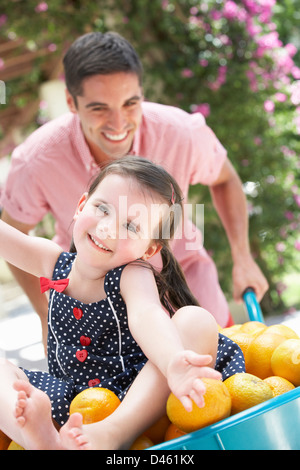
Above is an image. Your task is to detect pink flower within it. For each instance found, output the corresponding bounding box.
[0,14,7,27]
[276,242,286,252]
[291,81,300,105]
[48,43,57,52]
[223,1,239,20]
[199,59,209,67]
[264,100,275,113]
[35,2,48,12]
[181,68,194,78]
[294,194,300,207]
[254,136,262,145]
[295,240,300,251]
[275,92,287,102]
[191,103,210,117]
[291,67,300,80]
[285,43,297,57]
[285,211,294,221]
[190,6,198,15]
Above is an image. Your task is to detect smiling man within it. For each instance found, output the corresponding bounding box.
[0,32,268,346]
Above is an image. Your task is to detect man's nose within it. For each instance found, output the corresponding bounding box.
[108,109,127,131]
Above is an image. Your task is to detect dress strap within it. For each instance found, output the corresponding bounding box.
[103,264,127,299]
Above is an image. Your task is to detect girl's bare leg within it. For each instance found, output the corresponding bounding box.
[0,359,63,450]
[60,306,219,450]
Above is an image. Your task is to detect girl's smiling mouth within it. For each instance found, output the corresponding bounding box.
[88,234,112,252]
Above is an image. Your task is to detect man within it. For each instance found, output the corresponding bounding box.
[0,32,268,345]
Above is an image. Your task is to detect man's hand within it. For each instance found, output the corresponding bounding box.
[232,254,269,303]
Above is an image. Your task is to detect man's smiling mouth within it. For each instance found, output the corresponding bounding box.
[103,131,128,142]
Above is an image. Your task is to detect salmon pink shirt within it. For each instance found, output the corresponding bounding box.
[1,101,229,325]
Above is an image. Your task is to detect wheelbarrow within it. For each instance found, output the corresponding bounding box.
[149,288,300,450]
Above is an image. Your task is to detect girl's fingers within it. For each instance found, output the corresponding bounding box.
[180,395,193,412]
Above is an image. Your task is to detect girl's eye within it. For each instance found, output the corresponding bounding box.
[97,204,109,215]
[126,222,138,234]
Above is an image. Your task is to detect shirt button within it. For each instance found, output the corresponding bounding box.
[73,307,83,320]
[80,335,91,346]
[76,350,88,362]
[88,378,100,387]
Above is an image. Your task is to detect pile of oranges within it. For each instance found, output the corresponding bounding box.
[3,320,300,450]
[164,321,300,443]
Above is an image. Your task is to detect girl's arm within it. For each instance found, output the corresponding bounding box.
[121,263,221,410]
[0,219,63,279]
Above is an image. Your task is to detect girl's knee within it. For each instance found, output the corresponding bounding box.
[0,358,26,379]
[173,306,219,362]
[173,306,217,334]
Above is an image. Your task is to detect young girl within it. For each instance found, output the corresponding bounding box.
[0,156,244,450]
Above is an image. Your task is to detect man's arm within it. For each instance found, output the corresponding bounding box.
[0,209,49,349]
[209,159,269,303]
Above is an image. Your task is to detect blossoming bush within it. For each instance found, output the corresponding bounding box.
[0,0,299,313]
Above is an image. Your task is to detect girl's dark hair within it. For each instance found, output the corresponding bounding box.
[71,156,200,315]
[63,31,143,102]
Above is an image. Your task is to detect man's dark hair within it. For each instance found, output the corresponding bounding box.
[63,31,143,100]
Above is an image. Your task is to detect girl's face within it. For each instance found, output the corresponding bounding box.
[72,174,165,272]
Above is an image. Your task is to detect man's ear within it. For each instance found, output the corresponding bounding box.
[73,193,88,220]
[141,243,162,261]
[65,88,77,114]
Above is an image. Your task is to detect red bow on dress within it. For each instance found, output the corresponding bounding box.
[40,277,69,293]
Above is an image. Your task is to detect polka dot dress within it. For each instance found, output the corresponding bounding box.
[21,252,147,426]
[21,252,245,426]
[215,333,245,380]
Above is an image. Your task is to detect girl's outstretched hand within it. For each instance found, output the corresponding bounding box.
[167,350,222,412]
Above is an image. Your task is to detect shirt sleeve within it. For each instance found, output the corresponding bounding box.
[188,113,228,186]
[0,143,50,225]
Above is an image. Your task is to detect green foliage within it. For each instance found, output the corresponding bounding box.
[1,0,300,313]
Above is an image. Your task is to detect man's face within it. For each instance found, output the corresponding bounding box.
[66,72,144,164]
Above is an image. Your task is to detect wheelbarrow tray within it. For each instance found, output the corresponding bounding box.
[149,386,300,450]
[149,288,300,450]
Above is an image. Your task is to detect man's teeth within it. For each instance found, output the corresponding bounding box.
[104,131,128,141]
[90,236,110,251]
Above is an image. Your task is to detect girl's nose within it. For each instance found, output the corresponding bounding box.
[96,219,117,239]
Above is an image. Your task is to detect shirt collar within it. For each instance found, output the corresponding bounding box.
[73,114,97,172]
[130,116,142,156]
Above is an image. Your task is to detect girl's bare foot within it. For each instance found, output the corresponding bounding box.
[13,379,64,450]
[59,413,91,450]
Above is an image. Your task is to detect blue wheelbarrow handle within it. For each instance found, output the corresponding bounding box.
[242,287,265,323]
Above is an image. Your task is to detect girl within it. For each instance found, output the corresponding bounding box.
[0,157,244,450]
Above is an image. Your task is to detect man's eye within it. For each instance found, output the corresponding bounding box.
[91,107,107,112]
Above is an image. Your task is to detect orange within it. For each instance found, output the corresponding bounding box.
[0,430,11,450]
[219,324,242,338]
[263,376,295,397]
[7,441,24,450]
[166,378,231,433]
[244,332,286,379]
[240,321,267,337]
[69,387,121,424]
[266,324,299,340]
[144,414,170,444]
[229,331,254,357]
[130,435,154,450]
[271,339,300,386]
[164,423,186,442]
[224,373,273,414]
